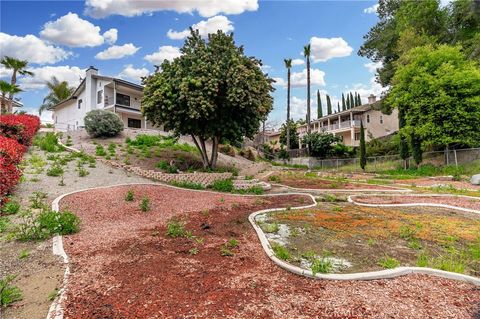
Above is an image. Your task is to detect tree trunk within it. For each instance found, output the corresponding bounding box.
[8,70,17,112]
[306,57,311,134]
[210,136,219,169]
[286,68,291,150]
[191,134,209,169]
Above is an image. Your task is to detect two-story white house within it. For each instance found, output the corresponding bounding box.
[52,66,158,131]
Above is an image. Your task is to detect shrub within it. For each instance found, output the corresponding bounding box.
[169,180,205,190]
[272,243,290,261]
[0,158,21,206]
[166,219,191,238]
[211,179,234,192]
[0,136,25,164]
[0,114,40,145]
[378,255,400,269]
[126,134,162,147]
[84,110,124,138]
[219,144,236,157]
[0,275,22,307]
[37,209,81,235]
[46,163,64,177]
[34,133,63,152]
[1,199,20,215]
[95,145,107,156]
[311,257,333,275]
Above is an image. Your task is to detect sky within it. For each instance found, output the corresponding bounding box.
[0,0,385,126]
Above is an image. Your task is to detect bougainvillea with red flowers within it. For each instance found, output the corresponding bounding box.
[0,114,40,205]
[0,114,40,145]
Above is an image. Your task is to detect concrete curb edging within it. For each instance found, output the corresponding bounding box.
[348,193,480,215]
[46,183,480,319]
[270,183,412,193]
[249,196,480,286]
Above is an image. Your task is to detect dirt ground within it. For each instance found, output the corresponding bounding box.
[57,185,479,319]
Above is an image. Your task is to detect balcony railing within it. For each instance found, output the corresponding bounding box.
[312,120,361,133]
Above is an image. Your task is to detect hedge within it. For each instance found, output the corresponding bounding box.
[0,114,40,206]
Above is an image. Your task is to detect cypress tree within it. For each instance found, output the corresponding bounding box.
[326,95,332,115]
[317,90,323,118]
[412,133,423,167]
[350,92,354,108]
[342,93,346,111]
[337,102,340,113]
[358,94,362,106]
[354,92,358,106]
[359,120,366,170]
[346,94,350,109]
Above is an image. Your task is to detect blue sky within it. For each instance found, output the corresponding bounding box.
[1,0,383,126]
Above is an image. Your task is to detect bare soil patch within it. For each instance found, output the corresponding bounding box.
[267,203,480,276]
[58,185,479,318]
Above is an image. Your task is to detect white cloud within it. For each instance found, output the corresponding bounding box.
[40,12,106,47]
[345,77,386,103]
[19,65,84,90]
[0,32,71,65]
[291,59,304,66]
[273,68,326,88]
[289,96,317,121]
[309,37,353,62]
[0,65,11,78]
[167,15,234,40]
[117,64,149,83]
[103,28,118,44]
[95,43,140,60]
[260,64,272,73]
[364,61,383,73]
[363,4,379,14]
[85,0,258,18]
[144,46,181,65]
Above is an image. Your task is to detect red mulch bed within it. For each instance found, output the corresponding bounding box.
[397,178,480,190]
[353,195,480,211]
[60,185,479,319]
[280,178,401,190]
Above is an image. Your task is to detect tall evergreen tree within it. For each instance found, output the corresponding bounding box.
[354,92,359,106]
[358,94,362,106]
[359,120,366,171]
[326,94,332,115]
[303,44,311,134]
[284,58,292,150]
[317,90,322,118]
[337,102,341,113]
[342,93,346,111]
[350,92,354,108]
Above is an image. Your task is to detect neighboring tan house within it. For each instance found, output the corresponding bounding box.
[52,66,160,131]
[267,94,399,149]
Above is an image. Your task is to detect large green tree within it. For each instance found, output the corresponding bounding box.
[301,132,341,158]
[359,0,479,87]
[279,120,299,149]
[317,90,323,118]
[387,44,480,150]
[284,58,292,150]
[142,30,274,169]
[39,77,75,115]
[326,94,332,115]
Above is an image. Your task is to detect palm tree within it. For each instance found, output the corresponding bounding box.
[0,80,22,114]
[39,77,74,115]
[303,44,311,134]
[1,56,33,102]
[284,58,292,150]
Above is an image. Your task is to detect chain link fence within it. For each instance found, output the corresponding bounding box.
[272,147,480,172]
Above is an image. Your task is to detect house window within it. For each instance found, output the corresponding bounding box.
[116,93,130,106]
[77,99,82,109]
[380,115,383,124]
[97,90,103,104]
[366,114,370,123]
[128,118,141,128]
[355,132,361,141]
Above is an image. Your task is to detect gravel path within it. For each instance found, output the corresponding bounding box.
[58,184,480,319]
[353,194,480,211]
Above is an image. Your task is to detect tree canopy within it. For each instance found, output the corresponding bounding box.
[301,132,341,158]
[142,29,274,168]
[387,44,480,149]
[279,120,299,149]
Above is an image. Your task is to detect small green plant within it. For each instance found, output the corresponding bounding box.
[268,175,281,182]
[220,245,234,257]
[311,257,333,275]
[125,190,134,202]
[140,196,150,212]
[211,179,234,192]
[166,219,191,238]
[46,163,64,177]
[188,247,199,255]
[95,145,107,156]
[18,249,30,259]
[65,135,73,147]
[47,289,59,301]
[0,275,22,307]
[0,217,10,233]
[261,222,280,233]
[34,132,63,152]
[332,206,342,212]
[58,175,66,186]
[407,238,422,250]
[367,238,376,246]
[77,167,89,177]
[271,243,290,261]
[228,238,238,248]
[416,252,429,267]
[29,192,47,209]
[1,199,20,215]
[37,209,81,236]
[378,255,400,269]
